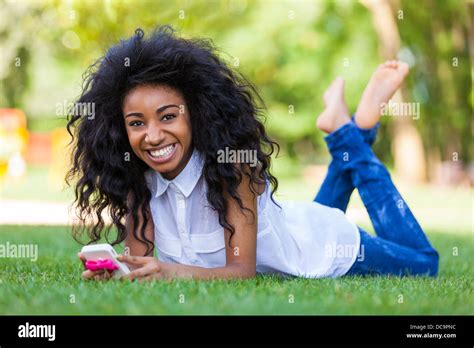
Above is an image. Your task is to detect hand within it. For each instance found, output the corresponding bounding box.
[78,252,113,281]
[116,255,164,281]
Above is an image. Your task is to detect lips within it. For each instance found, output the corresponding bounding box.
[145,143,178,164]
[149,144,176,158]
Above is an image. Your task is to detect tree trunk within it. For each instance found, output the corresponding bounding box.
[361,0,427,182]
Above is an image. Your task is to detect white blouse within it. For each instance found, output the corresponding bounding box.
[144,150,360,278]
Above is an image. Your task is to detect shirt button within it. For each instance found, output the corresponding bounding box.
[191,259,198,264]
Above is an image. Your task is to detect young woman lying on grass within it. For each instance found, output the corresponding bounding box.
[68,26,439,281]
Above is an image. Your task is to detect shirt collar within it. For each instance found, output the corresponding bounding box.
[154,149,204,198]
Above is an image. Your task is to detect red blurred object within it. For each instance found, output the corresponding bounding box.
[25,132,51,165]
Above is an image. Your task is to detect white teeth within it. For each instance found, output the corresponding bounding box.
[150,144,175,158]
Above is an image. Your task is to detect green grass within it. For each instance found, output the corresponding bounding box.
[0,225,472,315]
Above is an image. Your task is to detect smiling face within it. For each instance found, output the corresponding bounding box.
[123,84,193,180]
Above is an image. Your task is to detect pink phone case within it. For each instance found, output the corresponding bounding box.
[85,258,119,272]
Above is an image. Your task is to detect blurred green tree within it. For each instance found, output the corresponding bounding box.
[0,0,470,182]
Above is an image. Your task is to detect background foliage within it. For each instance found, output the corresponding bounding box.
[0,0,471,173]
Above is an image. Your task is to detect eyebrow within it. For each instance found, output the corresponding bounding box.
[124,104,180,118]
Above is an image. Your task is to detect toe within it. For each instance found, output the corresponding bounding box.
[334,77,345,90]
[399,61,410,73]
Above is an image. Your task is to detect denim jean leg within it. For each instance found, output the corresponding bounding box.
[313,160,353,212]
[351,114,380,147]
[325,122,438,269]
[314,120,380,212]
[346,227,439,276]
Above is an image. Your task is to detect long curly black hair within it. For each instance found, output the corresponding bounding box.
[66,26,280,255]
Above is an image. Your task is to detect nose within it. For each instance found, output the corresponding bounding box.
[144,122,165,145]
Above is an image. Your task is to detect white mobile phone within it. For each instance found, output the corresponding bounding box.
[80,243,130,279]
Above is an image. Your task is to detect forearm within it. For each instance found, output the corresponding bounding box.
[162,262,256,280]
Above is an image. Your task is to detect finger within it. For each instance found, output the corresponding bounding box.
[94,271,112,281]
[138,263,160,279]
[116,254,151,266]
[105,269,114,279]
[82,270,96,279]
[137,275,156,282]
[127,263,142,271]
[82,269,106,280]
[142,273,162,281]
[124,266,154,281]
[98,271,113,281]
[78,252,86,267]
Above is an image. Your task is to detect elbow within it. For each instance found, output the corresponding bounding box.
[240,272,256,280]
[238,266,256,279]
[228,263,256,279]
[242,269,256,279]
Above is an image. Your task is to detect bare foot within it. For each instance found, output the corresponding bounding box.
[316,77,351,134]
[354,60,409,129]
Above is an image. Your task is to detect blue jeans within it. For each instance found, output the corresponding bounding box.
[314,119,439,277]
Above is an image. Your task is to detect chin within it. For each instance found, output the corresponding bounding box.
[150,154,183,179]
[150,159,179,172]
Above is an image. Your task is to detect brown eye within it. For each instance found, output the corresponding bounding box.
[161,114,176,121]
[129,120,144,127]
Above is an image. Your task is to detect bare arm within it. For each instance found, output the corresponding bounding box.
[119,165,264,280]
